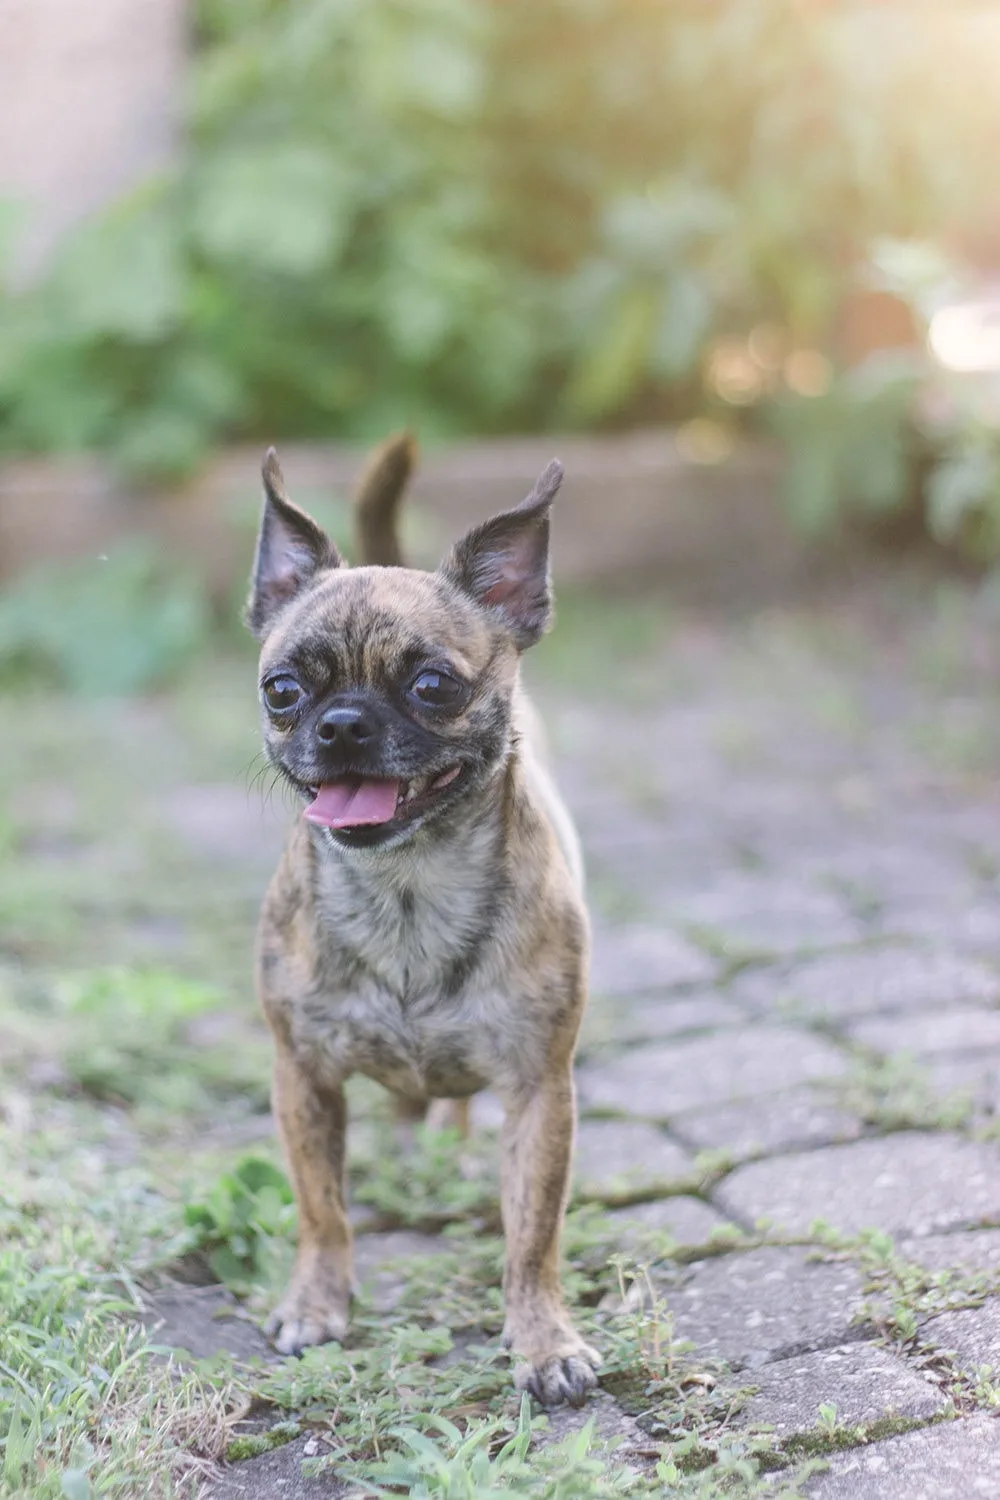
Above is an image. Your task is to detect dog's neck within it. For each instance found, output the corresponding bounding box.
[308,751,518,998]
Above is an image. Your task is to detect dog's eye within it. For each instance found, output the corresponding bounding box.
[409,670,463,708]
[263,675,302,713]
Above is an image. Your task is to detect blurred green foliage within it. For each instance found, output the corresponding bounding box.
[0,543,210,694]
[767,353,924,540]
[770,238,1000,562]
[52,967,229,1104]
[2,0,998,482]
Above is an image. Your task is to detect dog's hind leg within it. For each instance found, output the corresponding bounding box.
[424,1097,471,1137]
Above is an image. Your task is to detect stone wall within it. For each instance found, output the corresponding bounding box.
[0,434,808,601]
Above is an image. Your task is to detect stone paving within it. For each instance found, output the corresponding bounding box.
[558,599,1000,1494]
[141,585,1000,1494]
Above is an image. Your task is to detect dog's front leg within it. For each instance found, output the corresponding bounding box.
[265,1044,353,1354]
[499,1067,599,1406]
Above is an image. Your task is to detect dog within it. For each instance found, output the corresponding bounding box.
[245,435,599,1407]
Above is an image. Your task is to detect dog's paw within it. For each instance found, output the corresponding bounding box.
[505,1322,601,1408]
[264,1274,350,1356]
[514,1345,600,1408]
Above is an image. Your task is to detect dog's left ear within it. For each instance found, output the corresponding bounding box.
[442,460,563,649]
[246,448,343,637]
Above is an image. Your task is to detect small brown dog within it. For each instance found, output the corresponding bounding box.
[245,436,598,1406]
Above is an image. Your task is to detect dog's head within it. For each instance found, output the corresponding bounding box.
[246,450,563,850]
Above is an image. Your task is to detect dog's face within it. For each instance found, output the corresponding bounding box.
[246,452,563,850]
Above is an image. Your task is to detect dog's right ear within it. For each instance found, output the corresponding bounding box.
[441,460,562,649]
[245,448,342,637]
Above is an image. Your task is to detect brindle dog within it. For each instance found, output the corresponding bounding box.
[246,436,599,1406]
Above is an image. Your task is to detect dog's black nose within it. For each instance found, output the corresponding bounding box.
[316,705,377,747]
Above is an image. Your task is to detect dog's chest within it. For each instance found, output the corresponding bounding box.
[306,834,515,1097]
[316,830,498,992]
[303,981,509,1099]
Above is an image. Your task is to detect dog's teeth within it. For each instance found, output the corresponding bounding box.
[405,784,418,801]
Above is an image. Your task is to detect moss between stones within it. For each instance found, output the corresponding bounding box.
[226,1421,302,1462]
[781,1410,951,1462]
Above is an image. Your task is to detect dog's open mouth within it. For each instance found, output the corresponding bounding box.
[303,765,463,830]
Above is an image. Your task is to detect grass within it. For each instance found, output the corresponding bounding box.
[0,1107,243,1498]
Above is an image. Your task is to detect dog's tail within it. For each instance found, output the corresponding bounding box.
[353,430,417,566]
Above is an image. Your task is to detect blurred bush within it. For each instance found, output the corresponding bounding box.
[0,542,210,693]
[1,0,999,510]
[770,240,1000,563]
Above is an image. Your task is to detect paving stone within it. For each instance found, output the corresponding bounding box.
[922,1297,1000,1375]
[848,1005,1000,1057]
[664,876,861,954]
[603,1196,734,1253]
[927,1052,1000,1116]
[732,947,1000,1022]
[208,1436,347,1497]
[536,1390,645,1455]
[141,1284,276,1363]
[665,1246,867,1368]
[574,1119,694,1197]
[717,1133,1000,1237]
[730,1342,946,1437]
[806,1417,1000,1499]
[581,991,741,1054]
[888,899,1000,954]
[576,1026,848,1119]
[589,923,717,995]
[897,1229,1000,1275]
[793,840,971,909]
[673,1085,863,1163]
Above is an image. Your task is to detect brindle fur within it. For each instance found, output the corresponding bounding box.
[246,438,599,1406]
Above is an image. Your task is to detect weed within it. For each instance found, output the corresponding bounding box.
[969,1365,1000,1412]
[182,1155,296,1295]
[809,1224,1000,1342]
[353,1122,500,1229]
[342,1399,650,1498]
[252,1322,505,1464]
[816,1402,839,1436]
[833,1052,974,1134]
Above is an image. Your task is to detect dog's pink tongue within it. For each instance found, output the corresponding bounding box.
[305,778,400,828]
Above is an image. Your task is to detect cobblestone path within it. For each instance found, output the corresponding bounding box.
[549,596,1000,1495]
